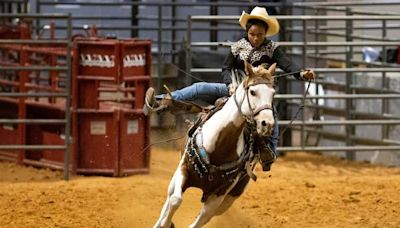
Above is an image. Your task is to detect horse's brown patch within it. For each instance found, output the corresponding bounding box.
[182,120,247,202]
[209,121,245,165]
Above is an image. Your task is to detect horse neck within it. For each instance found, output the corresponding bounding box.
[200,86,247,163]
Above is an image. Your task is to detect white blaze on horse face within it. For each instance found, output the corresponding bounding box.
[249,84,275,136]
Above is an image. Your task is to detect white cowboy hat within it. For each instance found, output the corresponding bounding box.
[239,6,280,37]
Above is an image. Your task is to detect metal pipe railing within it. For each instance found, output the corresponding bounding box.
[279,120,400,126]
[0,119,66,124]
[280,146,400,152]
[29,1,400,158]
[186,11,400,157]
[293,1,400,7]
[191,41,400,47]
[190,67,400,73]
[0,13,72,180]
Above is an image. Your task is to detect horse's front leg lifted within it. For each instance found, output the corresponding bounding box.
[154,159,187,228]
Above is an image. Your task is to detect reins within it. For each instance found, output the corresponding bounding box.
[275,74,313,137]
[139,67,313,155]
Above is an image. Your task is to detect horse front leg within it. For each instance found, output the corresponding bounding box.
[189,194,227,228]
[214,195,239,216]
[154,159,187,228]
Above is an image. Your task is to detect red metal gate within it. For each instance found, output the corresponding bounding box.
[71,38,151,176]
[0,24,151,176]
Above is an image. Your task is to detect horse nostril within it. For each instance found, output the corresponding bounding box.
[261,120,267,127]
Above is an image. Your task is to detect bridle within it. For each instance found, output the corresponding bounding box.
[233,78,274,128]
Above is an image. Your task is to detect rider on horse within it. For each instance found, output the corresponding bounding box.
[144,6,316,171]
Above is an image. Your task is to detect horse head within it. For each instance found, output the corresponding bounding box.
[237,61,276,136]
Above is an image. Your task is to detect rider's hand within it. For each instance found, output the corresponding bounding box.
[302,69,316,80]
[228,84,235,96]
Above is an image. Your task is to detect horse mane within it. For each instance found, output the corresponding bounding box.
[230,64,274,91]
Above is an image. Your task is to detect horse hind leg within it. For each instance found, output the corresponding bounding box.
[154,163,187,228]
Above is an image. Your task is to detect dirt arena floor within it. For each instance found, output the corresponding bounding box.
[1,147,400,228]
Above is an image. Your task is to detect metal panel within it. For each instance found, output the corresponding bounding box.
[72,38,151,176]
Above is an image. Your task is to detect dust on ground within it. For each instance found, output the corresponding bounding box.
[1,148,400,228]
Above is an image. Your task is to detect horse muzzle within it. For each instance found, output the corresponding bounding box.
[255,119,274,137]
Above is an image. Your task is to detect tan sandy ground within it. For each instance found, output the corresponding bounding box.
[1,148,400,228]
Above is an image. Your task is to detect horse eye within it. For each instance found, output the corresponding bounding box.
[250,90,256,96]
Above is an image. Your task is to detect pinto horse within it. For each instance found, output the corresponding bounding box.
[154,62,277,228]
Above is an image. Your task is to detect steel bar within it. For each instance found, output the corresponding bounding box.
[63,13,73,180]
[298,5,400,15]
[297,24,400,31]
[293,1,400,7]
[301,20,308,151]
[276,94,400,99]
[279,146,400,151]
[191,15,400,21]
[0,145,66,150]
[0,93,68,97]
[0,119,66,124]
[301,104,400,120]
[192,41,400,47]
[49,24,400,32]
[190,67,400,73]
[37,1,278,7]
[0,40,69,44]
[278,120,400,126]
[291,127,398,146]
[0,13,70,18]
[0,66,68,71]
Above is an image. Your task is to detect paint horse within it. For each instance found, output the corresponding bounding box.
[154,62,277,228]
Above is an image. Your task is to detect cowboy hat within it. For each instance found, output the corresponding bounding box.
[239,6,280,37]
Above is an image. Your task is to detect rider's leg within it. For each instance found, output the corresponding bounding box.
[146,82,228,108]
[144,82,228,115]
[155,82,228,104]
[259,107,279,171]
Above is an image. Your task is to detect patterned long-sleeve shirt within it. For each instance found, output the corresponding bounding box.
[222,37,303,85]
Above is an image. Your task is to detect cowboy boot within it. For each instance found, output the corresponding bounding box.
[143,87,172,116]
[143,87,157,116]
[255,136,277,171]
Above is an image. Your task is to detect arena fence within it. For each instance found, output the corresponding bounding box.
[0,14,152,179]
[0,13,73,180]
[3,1,400,164]
[185,11,400,159]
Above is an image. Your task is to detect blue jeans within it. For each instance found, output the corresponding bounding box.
[156,82,279,156]
[267,107,279,156]
[155,82,229,105]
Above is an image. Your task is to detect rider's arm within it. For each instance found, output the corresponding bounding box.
[221,51,235,85]
[272,46,304,80]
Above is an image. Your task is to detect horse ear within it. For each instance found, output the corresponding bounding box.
[244,61,254,78]
[267,63,277,77]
